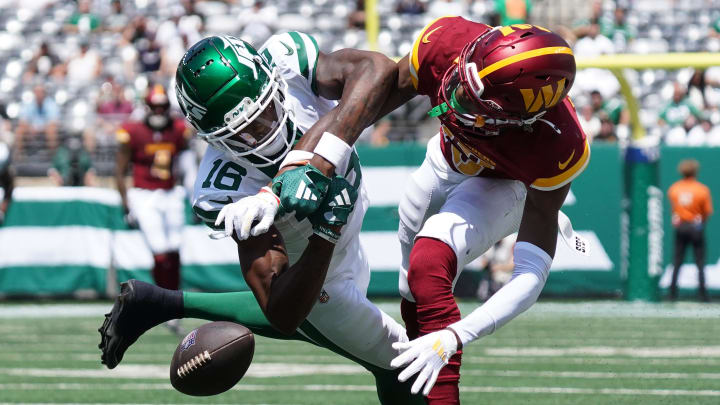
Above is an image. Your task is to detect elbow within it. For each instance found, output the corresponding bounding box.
[265,304,302,336]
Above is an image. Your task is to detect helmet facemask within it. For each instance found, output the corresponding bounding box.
[196,60,294,167]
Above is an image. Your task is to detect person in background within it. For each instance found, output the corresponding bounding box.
[65,0,102,34]
[48,136,96,187]
[660,82,705,144]
[115,84,188,333]
[668,159,713,302]
[15,84,60,156]
[0,141,13,226]
[492,0,532,26]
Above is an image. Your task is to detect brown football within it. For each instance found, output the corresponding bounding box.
[170,321,254,396]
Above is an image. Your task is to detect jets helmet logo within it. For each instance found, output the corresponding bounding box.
[176,83,207,124]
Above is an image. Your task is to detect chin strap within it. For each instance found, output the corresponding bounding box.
[428,88,469,118]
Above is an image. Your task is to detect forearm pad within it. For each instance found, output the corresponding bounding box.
[449,242,552,346]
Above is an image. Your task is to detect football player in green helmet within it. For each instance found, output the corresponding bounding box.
[99,34,423,404]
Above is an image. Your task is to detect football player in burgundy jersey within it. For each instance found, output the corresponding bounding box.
[115,84,189,301]
[244,18,589,403]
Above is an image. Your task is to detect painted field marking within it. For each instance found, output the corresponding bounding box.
[0,383,718,397]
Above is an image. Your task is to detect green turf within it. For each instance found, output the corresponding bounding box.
[0,300,719,404]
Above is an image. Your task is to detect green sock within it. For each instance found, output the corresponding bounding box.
[183,290,308,342]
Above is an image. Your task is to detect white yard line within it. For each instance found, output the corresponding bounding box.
[4,302,720,319]
[464,369,720,379]
[6,365,720,381]
[0,383,718,397]
[484,346,720,357]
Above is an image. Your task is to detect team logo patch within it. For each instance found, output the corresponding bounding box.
[180,329,198,352]
[319,289,330,304]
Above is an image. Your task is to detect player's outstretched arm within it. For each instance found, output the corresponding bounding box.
[235,226,335,336]
[392,184,571,395]
[226,176,358,335]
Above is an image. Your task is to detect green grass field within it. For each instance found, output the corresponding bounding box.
[0,300,719,405]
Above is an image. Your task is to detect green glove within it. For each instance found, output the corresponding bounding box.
[309,176,359,243]
[271,164,331,220]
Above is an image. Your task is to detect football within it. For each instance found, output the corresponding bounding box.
[169,321,255,396]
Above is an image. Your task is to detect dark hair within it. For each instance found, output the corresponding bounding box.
[678,159,699,178]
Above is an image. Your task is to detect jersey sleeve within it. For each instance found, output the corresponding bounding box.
[260,31,321,95]
[408,16,490,96]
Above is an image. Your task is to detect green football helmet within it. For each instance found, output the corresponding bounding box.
[175,35,293,167]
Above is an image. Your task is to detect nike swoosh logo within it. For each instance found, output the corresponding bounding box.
[280,41,294,56]
[422,26,443,44]
[558,150,575,170]
[209,196,234,205]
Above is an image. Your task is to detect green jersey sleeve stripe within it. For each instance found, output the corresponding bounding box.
[288,32,309,80]
[306,34,321,96]
[193,205,219,222]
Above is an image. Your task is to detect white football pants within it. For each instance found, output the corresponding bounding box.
[398,134,527,301]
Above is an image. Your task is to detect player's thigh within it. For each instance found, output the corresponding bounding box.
[418,177,526,277]
[128,188,167,253]
[303,278,407,370]
[160,187,186,252]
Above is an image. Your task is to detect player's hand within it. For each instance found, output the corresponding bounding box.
[271,163,331,220]
[123,207,139,229]
[308,176,358,243]
[215,187,280,240]
[390,329,459,396]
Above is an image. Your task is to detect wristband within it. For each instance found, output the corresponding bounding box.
[279,150,314,170]
[313,132,352,175]
[312,225,340,244]
[258,186,280,205]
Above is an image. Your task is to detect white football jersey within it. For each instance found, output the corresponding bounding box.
[192,32,367,285]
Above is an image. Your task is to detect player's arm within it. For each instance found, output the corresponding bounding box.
[235,227,335,335]
[114,134,131,214]
[215,175,357,334]
[286,49,398,176]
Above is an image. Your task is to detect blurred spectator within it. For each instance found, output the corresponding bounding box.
[24,42,64,84]
[686,119,717,146]
[710,15,720,39]
[96,80,135,148]
[48,136,96,187]
[667,159,713,302]
[239,1,277,47]
[578,104,601,141]
[105,0,131,33]
[589,90,629,142]
[428,0,467,19]
[65,0,102,34]
[66,41,102,87]
[348,0,366,29]
[659,82,705,144]
[0,141,13,226]
[600,6,636,52]
[396,0,426,15]
[16,84,60,154]
[572,0,603,39]
[492,0,532,26]
[573,23,618,97]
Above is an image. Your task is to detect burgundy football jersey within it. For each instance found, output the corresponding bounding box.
[117,118,187,190]
[410,16,589,191]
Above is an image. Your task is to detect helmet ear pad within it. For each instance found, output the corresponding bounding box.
[456,26,576,119]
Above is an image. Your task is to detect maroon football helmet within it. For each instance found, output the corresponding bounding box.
[438,24,576,136]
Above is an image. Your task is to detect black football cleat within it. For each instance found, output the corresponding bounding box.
[98,279,183,369]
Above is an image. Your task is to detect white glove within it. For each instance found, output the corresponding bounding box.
[215,187,280,240]
[390,328,459,396]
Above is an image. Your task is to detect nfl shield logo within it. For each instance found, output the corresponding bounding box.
[180,329,197,352]
[319,289,330,304]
